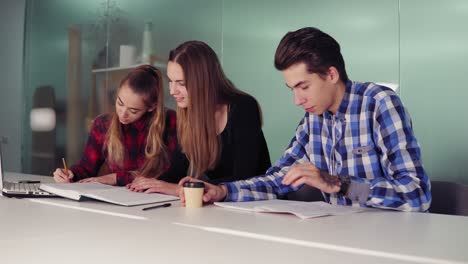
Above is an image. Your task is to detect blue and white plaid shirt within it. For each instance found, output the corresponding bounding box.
[223,81,431,212]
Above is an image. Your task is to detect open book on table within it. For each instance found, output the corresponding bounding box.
[39,182,179,206]
[214,200,366,219]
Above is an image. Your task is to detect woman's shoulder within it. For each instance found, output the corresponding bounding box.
[229,93,259,109]
[92,113,112,127]
[87,113,112,137]
[164,107,177,130]
[165,108,177,118]
[228,93,262,126]
[164,108,177,123]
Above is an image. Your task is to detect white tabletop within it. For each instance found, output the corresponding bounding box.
[1,172,467,264]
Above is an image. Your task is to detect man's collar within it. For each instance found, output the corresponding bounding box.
[322,80,352,119]
[335,80,352,117]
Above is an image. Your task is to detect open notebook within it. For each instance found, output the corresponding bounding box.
[214,200,366,219]
[39,182,179,206]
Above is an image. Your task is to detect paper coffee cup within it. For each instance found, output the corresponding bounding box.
[183,182,205,208]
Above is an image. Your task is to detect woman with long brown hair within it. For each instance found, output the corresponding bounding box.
[127,40,271,195]
[53,65,177,187]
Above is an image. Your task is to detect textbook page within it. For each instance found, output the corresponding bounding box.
[214,200,365,219]
[40,182,179,206]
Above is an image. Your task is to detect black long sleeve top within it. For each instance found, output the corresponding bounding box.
[160,94,271,185]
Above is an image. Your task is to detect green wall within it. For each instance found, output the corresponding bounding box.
[23,0,222,171]
[221,0,400,165]
[21,0,468,183]
[400,0,468,183]
[224,0,468,184]
[0,0,25,172]
[23,0,102,172]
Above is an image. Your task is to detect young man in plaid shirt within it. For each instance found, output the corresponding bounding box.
[179,27,431,212]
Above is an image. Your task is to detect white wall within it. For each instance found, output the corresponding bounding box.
[0,0,26,172]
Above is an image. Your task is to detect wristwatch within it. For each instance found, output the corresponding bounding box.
[338,175,351,196]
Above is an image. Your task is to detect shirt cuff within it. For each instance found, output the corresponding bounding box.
[69,167,84,182]
[220,182,236,202]
[346,181,371,204]
[116,171,133,186]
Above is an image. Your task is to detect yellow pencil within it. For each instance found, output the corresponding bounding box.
[62,157,69,178]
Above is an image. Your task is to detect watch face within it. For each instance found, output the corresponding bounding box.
[338,176,351,196]
[321,172,340,186]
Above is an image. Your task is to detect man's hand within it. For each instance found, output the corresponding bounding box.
[78,173,117,185]
[178,177,228,206]
[281,163,341,193]
[126,177,180,196]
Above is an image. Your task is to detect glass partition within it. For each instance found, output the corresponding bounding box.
[19,0,468,184]
[23,0,222,174]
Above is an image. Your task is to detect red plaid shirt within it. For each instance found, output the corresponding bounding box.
[70,109,177,186]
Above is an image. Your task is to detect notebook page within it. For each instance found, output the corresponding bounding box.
[44,182,113,191]
[83,187,179,206]
[215,200,315,211]
[39,182,114,200]
[259,201,365,219]
[215,200,365,219]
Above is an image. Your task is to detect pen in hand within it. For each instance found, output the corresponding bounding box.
[62,157,69,179]
[142,203,171,211]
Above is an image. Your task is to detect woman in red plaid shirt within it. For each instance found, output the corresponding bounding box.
[52,65,177,188]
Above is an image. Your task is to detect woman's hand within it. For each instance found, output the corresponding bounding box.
[78,173,117,185]
[53,168,74,183]
[178,177,228,206]
[126,177,180,196]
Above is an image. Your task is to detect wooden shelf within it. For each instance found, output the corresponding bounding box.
[92,62,167,73]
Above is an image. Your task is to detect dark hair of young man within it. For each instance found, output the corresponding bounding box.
[274,27,349,83]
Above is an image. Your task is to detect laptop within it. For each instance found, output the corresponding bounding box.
[0,145,55,197]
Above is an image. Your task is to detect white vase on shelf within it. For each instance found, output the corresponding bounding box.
[141,22,153,64]
[119,45,136,67]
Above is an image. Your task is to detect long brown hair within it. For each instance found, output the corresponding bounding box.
[105,64,168,178]
[169,41,245,178]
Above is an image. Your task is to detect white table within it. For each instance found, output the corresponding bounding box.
[1,172,467,264]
